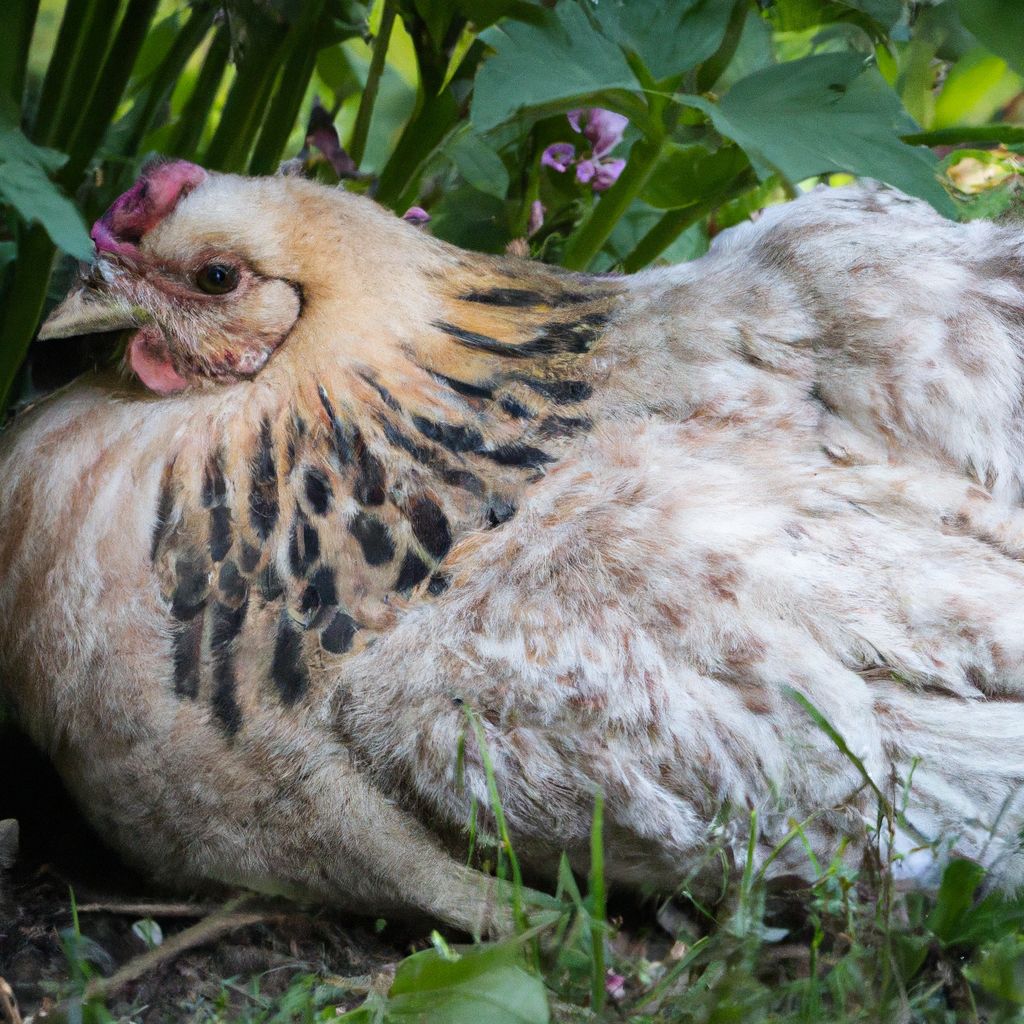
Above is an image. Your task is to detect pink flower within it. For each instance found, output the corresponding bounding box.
[541,143,576,173]
[575,159,596,185]
[570,108,628,158]
[527,200,545,236]
[592,158,625,192]
[605,971,626,1001]
[402,206,430,225]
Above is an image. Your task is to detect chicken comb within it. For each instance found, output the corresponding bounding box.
[91,160,207,257]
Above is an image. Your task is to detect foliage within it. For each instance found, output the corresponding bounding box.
[0,0,1023,412]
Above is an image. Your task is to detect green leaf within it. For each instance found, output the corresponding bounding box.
[641,143,749,209]
[933,47,1023,129]
[471,3,641,132]
[593,0,737,81]
[926,859,986,945]
[965,935,1024,1005]
[444,127,510,199]
[339,938,549,1024]
[0,161,93,261]
[683,53,955,216]
[955,0,1024,76]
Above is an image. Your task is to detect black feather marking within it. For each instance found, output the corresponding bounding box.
[171,556,208,620]
[307,565,337,609]
[412,415,484,454]
[259,562,284,602]
[520,378,593,404]
[318,384,353,464]
[499,395,534,419]
[486,497,516,527]
[239,541,261,573]
[408,496,451,559]
[172,615,202,698]
[201,453,227,508]
[459,286,594,307]
[288,512,320,577]
[150,464,176,562]
[209,505,232,563]
[380,418,434,464]
[211,596,248,650]
[321,610,358,654]
[441,468,484,496]
[353,430,386,505]
[427,573,450,596]
[249,417,279,540]
[304,468,332,516]
[211,655,242,736]
[348,511,396,565]
[538,414,593,438]
[435,312,607,358]
[218,559,248,605]
[271,612,307,705]
[481,444,554,470]
[432,373,495,401]
[359,371,402,411]
[395,550,429,591]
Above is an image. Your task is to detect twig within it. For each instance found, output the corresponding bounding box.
[75,901,222,918]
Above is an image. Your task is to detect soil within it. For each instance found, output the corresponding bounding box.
[0,724,418,1022]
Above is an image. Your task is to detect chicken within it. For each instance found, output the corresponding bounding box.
[2,160,1024,931]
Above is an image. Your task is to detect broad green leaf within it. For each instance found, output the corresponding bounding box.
[0,162,93,260]
[926,858,986,944]
[933,48,1023,129]
[0,101,67,175]
[683,53,955,216]
[444,127,509,199]
[471,4,641,132]
[641,143,749,209]
[965,935,1024,1005]
[956,0,1024,76]
[337,938,551,1024]
[592,0,737,81]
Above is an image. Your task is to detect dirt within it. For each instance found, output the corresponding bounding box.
[0,724,418,1022]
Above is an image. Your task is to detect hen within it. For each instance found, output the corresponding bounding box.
[2,160,1024,931]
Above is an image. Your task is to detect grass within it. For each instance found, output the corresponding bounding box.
[39,699,1024,1024]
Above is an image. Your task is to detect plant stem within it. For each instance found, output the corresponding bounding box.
[59,0,162,190]
[902,124,1024,146]
[588,790,607,1014]
[0,0,40,106]
[167,24,230,161]
[348,0,397,169]
[247,0,328,175]
[0,226,55,414]
[695,0,749,93]
[561,137,664,271]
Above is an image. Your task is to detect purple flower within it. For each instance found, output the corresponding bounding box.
[527,200,545,236]
[606,972,627,1001]
[575,159,597,185]
[402,206,431,225]
[578,108,628,158]
[541,142,576,173]
[592,158,625,192]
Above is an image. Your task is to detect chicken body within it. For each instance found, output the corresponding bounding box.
[2,167,1024,928]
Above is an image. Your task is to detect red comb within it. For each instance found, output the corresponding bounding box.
[91,161,207,257]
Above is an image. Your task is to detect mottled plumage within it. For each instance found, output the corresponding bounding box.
[2,164,1024,930]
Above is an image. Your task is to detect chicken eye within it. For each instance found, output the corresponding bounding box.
[195,263,239,295]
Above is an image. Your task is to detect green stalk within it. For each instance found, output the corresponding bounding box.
[0,0,40,106]
[203,50,281,172]
[32,0,89,140]
[348,0,397,168]
[588,791,607,1014]
[59,0,163,189]
[247,0,328,175]
[621,169,756,272]
[561,137,665,271]
[114,2,216,172]
[167,25,230,161]
[40,0,121,148]
[695,0,749,94]
[0,226,55,413]
[902,124,1024,146]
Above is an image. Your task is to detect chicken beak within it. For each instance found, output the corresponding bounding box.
[37,283,150,340]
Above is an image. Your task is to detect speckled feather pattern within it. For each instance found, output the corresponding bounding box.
[2,178,1024,929]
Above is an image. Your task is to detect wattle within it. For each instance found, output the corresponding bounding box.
[128,327,188,395]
